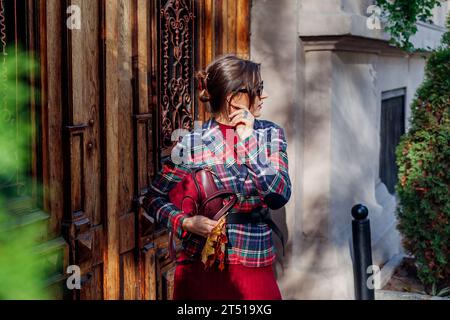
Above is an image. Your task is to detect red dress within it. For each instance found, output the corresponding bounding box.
[173,252,282,300]
[172,122,282,300]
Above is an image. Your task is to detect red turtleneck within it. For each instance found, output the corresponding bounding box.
[218,122,239,162]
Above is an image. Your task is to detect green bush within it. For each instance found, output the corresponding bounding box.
[395,17,450,290]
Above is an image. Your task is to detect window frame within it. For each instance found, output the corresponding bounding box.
[379,87,407,195]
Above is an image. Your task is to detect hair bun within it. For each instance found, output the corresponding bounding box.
[199,89,211,102]
[196,70,211,102]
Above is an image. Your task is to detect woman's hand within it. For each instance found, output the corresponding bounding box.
[182,215,219,238]
[229,104,255,141]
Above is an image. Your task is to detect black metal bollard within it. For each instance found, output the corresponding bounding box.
[351,204,375,300]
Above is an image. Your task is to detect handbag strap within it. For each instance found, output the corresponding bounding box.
[191,168,203,203]
[169,167,237,261]
[205,192,237,220]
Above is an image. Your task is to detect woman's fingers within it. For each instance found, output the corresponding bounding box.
[205,219,218,228]
[200,215,217,225]
[202,224,216,237]
[192,216,219,238]
[204,225,215,237]
[230,115,252,127]
[229,110,253,125]
[231,113,254,140]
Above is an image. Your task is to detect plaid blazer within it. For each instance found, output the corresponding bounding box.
[142,117,291,267]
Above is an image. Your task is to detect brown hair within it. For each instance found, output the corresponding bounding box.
[196,54,262,119]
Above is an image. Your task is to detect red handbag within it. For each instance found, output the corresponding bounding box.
[167,167,237,260]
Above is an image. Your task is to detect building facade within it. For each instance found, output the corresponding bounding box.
[251,0,449,299]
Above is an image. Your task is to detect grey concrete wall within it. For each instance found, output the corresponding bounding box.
[251,0,448,299]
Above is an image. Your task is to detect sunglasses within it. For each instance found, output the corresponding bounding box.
[234,81,264,97]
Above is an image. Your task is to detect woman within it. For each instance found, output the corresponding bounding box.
[141,54,291,300]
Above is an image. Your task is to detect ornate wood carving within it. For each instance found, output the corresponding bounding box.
[158,0,195,157]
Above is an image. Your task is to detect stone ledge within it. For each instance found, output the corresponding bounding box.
[298,4,447,51]
[301,35,411,57]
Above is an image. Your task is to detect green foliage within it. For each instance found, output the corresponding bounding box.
[0,48,51,300]
[395,19,450,291]
[376,0,442,52]
[0,52,35,183]
[0,207,50,299]
[442,14,450,46]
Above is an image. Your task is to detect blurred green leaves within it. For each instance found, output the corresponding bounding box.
[0,50,35,177]
[0,47,52,300]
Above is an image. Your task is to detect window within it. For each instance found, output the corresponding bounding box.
[379,88,406,195]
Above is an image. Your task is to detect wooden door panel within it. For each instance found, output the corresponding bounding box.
[116,0,138,300]
[41,0,72,298]
[119,213,136,254]
[68,0,102,227]
[160,265,176,300]
[103,0,121,300]
[116,0,147,301]
[79,264,104,300]
[117,0,135,219]
[60,0,104,300]
[132,0,158,301]
[121,251,138,300]
[43,0,65,242]
[141,245,158,300]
